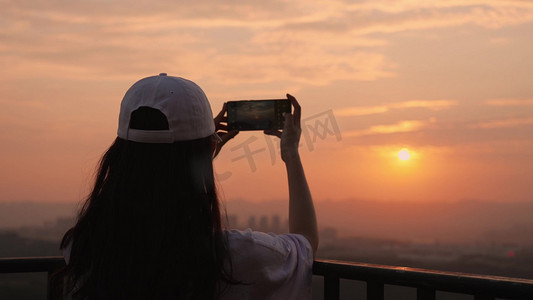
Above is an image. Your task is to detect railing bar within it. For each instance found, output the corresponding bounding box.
[0,256,65,273]
[367,281,384,300]
[474,295,495,300]
[417,287,436,300]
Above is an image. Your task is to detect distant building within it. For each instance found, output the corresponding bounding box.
[227,214,239,228]
[259,215,269,231]
[17,217,74,242]
[248,216,256,228]
[320,227,338,244]
[271,215,281,232]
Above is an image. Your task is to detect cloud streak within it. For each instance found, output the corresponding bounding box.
[469,117,533,129]
[343,119,432,137]
[336,100,458,117]
[485,99,533,106]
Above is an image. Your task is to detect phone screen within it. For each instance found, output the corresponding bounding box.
[227,99,291,131]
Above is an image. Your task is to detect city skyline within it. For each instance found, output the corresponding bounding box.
[1,199,532,247]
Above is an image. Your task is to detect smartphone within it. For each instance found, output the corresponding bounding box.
[227,99,291,131]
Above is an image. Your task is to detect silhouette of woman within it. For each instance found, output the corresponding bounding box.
[58,73,318,299]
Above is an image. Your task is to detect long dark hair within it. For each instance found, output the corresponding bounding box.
[57,109,232,299]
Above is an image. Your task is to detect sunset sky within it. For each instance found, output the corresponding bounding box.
[1,0,533,203]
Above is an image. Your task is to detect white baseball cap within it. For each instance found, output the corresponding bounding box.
[118,73,216,143]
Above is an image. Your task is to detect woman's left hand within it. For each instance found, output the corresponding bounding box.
[213,102,239,158]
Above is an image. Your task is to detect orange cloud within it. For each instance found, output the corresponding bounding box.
[370,120,428,134]
[485,99,533,106]
[469,117,533,129]
[344,120,430,137]
[4,0,532,86]
[336,100,457,117]
[335,106,389,117]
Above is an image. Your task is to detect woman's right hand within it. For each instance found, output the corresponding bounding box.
[264,94,302,163]
[213,102,239,158]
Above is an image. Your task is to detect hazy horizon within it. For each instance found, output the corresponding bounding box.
[2,199,532,246]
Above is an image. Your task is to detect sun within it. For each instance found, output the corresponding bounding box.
[398,148,411,161]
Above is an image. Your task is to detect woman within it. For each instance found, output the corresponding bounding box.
[58,73,318,299]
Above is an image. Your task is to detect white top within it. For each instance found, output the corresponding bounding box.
[221,229,313,299]
[63,229,313,300]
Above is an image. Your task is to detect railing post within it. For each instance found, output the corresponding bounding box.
[417,287,436,300]
[367,281,384,300]
[47,267,64,300]
[47,271,55,300]
[324,274,340,300]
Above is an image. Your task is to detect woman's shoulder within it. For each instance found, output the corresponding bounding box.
[220,229,314,299]
[224,229,312,261]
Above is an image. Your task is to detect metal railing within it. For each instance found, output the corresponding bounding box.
[313,259,533,300]
[1,256,533,299]
[0,256,65,300]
